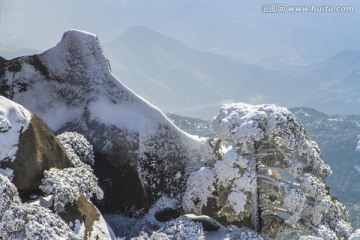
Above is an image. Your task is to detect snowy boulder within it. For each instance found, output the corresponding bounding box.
[60,196,115,240]
[0,97,114,239]
[0,29,203,212]
[0,96,72,192]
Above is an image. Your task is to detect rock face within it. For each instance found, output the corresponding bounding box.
[0,96,114,239]
[2,114,72,192]
[0,29,203,212]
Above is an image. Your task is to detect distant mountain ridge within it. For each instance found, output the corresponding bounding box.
[103,26,360,119]
[104,26,300,119]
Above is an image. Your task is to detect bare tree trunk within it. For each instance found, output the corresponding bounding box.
[250,150,262,233]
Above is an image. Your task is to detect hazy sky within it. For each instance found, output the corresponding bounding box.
[1,0,360,66]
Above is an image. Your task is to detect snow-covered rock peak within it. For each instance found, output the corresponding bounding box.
[1,29,203,211]
[40,29,110,87]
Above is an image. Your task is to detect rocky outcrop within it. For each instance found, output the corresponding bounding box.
[0,30,203,213]
[1,114,72,192]
[0,96,114,239]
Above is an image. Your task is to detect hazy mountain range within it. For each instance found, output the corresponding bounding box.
[101,26,360,119]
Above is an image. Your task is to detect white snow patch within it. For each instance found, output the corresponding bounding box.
[28,195,54,209]
[0,96,32,162]
[88,97,155,133]
[214,160,238,187]
[228,189,247,214]
[88,214,115,240]
[222,145,248,168]
[234,171,256,193]
[74,219,85,239]
[146,196,177,224]
[350,229,360,240]
[40,105,83,131]
[0,168,14,180]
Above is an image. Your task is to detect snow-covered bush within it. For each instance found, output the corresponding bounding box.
[159,216,205,240]
[57,131,95,165]
[41,132,103,212]
[0,204,79,240]
[132,216,204,240]
[0,173,78,239]
[40,165,103,212]
[0,174,21,215]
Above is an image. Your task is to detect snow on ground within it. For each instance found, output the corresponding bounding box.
[0,96,32,163]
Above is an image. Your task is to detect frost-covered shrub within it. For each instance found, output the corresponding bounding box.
[40,165,103,212]
[130,216,204,240]
[0,203,79,240]
[152,216,204,240]
[0,174,78,239]
[41,132,102,212]
[0,174,21,215]
[131,231,169,240]
[57,131,95,165]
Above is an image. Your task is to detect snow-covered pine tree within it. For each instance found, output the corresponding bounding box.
[183,103,352,239]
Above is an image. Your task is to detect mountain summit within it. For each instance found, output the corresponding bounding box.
[0,29,203,212]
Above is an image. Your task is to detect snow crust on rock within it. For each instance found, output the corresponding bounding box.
[0,96,32,162]
[88,213,116,240]
[350,229,360,240]
[22,29,201,143]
